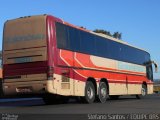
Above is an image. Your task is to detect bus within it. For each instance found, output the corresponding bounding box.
[2,15,158,104]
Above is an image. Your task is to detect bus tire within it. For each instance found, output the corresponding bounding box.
[84,81,95,104]
[136,84,147,99]
[98,82,109,103]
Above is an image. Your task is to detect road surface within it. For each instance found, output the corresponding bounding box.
[0,94,160,120]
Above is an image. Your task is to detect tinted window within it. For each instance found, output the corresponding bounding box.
[68,27,81,51]
[80,31,96,54]
[95,36,108,57]
[108,41,120,59]
[55,22,150,65]
[56,23,68,49]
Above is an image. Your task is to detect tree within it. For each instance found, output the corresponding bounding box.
[93,29,112,37]
[113,32,122,39]
[93,29,122,40]
[80,26,86,29]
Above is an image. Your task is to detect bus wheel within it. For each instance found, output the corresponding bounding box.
[98,82,108,103]
[84,81,95,103]
[136,84,147,99]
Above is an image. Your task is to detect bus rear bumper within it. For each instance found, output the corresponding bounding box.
[3,80,48,96]
[3,74,85,97]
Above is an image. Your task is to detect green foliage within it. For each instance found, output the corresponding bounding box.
[93,29,112,37]
[93,29,122,40]
[113,32,122,39]
[80,26,86,29]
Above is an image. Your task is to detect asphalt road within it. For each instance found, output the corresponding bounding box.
[0,94,160,114]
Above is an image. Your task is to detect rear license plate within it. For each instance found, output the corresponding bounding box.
[16,87,32,93]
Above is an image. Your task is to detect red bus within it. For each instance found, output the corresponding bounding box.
[2,15,158,104]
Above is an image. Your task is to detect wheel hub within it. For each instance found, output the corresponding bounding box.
[141,88,146,96]
[101,88,107,98]
[87,87,93,99]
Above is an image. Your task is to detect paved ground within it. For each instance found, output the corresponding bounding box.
[0,94,160,114]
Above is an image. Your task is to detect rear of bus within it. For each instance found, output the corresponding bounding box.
[2,15,51,96]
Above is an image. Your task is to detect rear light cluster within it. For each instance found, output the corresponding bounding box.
[47,66,54,80]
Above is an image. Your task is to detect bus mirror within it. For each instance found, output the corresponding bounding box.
[146,61,158,73]
[154,62,158,73]
[150,61,158,73]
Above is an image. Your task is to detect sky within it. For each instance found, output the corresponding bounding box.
[0,0,160,79]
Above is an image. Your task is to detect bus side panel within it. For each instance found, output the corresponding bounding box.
[59,50,127,95]
[51,17,152,96]
[51,49,76,96]
[58,49,151,96]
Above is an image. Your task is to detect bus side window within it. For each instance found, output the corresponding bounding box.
[56,22,68,49]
